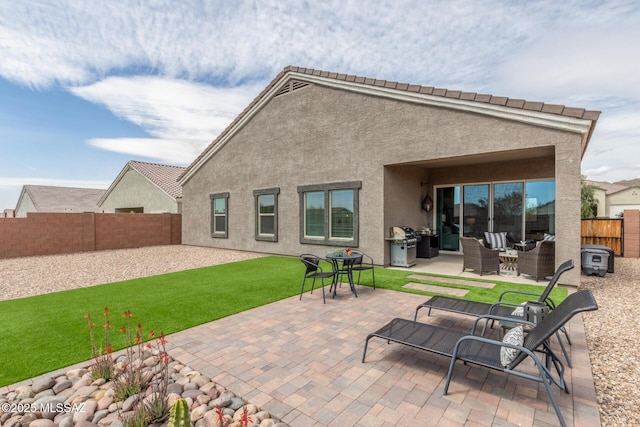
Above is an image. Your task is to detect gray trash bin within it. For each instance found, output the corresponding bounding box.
[581,244,614,273]
[581,248,609,277]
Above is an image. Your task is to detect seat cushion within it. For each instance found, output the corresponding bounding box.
[484,232,508,250]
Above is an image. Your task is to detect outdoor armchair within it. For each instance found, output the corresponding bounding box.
[518,240,556,281]
[363,289,598,427]
[460,236,500,275]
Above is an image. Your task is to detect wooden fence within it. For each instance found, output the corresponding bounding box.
[581,218,623,256]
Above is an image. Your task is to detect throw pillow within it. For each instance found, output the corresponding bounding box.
[543,233,556,241]
[484,232,508,250]
[511,303,526,317]
[500,325,524,368]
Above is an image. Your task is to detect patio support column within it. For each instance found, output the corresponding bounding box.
[555,139,582,286]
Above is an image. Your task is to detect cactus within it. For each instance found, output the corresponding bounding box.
[167,398,190,427]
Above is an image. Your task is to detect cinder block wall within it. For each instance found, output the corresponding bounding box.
[0,212,181,259]
[624,210,640,257]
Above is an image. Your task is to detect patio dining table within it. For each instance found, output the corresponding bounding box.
[326,253,361,298]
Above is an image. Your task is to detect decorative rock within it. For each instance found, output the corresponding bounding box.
[53,380,73,394]
[175,376,190,386]
[254,411,271,422]
[33,389,55,400]
[71,378,92,391]
[66,369,89,378]
[32,377,56,394]
[96,393,114,411]
[183,382,199,391]
[260,419,275,427]
[29,419,56,427]
[91,409,110,424]
[196,394,211,405]
[58,417,73,427]
[203,410,231,427]
[190,405,209,422]
[166,382,183,395]
[73,400,97,423]
[229,397,246,411]
[206,387,221,400]
[20,413,38,425]
[90,378,106,387]
[121,394,142,412]
[181,389,204,400]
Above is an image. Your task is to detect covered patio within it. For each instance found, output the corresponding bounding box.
[167,283,600,426]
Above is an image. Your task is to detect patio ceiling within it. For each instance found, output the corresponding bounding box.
[387,146,554,169]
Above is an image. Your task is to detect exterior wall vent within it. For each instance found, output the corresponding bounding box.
[274,80,310,97]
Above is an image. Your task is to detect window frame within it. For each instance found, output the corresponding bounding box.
[210,192,229,238]
[297,181,361,246]
[253,187,280,242]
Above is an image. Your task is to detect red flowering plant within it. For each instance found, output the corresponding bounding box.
[85,307,115,381]
[84,308,172,425]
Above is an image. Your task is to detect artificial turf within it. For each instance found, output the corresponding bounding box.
[0,255,566,386]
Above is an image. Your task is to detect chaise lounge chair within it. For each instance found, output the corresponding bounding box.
[362,289,598,427]
[413,259,574,365]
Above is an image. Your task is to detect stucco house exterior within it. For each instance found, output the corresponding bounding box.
[15,185,105,217]
[588,180,640,218]
[178,66,600,286]
[98,160,185,213]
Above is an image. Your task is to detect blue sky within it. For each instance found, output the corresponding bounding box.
[1,0,639,211]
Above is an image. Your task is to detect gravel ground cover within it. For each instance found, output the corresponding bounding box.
[0,245,264,302]
[579,256,640,426]
[0,245,636,425]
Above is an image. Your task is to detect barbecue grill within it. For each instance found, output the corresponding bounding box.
[386,226,417,267]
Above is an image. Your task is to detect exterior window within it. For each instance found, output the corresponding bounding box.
[254,188,279,242]
[298,181,361,246]
[210,192,229,238]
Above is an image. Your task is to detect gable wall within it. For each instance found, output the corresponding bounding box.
[100,169,178,213]
[15,193,36,218]
[182,82,584,276]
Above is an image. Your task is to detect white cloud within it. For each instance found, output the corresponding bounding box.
[70,76,264,161]
[86,138,204,165]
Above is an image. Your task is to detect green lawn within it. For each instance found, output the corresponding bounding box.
[0,256,566,387]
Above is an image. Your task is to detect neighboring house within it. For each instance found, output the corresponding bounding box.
[98,160,185,213]
[178,66,600,286]
[588,180,640,218]
[15,185,105,217]
[3,209,15,218]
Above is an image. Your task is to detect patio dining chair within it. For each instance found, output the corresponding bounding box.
[299,254,336,304]
[350,250,376,289]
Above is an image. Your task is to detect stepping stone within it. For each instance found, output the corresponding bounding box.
[408,274,496,289]
[402,282,468,296]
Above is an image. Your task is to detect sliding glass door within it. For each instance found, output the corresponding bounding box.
[493,182,524,241]
[436,180,554,251]
[462,184,489,240]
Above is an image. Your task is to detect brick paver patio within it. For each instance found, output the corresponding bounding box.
[166,286,601,426]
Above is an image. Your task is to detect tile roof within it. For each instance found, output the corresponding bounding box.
[587,180,632,195]
[127,161,185,199]
[22,185,105,213]
[180,65,601,183]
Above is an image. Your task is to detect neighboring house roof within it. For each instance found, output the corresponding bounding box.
[16,185,105,213]
[98,160,186,206]
[587,180,640,196]
[179,65,601,185]
[587,180,633,196]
